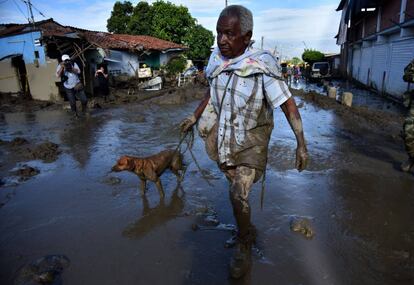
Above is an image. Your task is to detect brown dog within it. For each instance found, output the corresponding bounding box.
[111,150,184,197]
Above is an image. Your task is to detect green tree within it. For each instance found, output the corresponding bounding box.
[301,49,325,63]
[150,1,195,44]
[106,1,214,61]
[107,1,133,34]
[291,56,302,65]
[184,24,214,61]
[128,1,153,35]
[164,56,187,75]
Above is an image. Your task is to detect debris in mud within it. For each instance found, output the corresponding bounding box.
[104,176,122,185]
[14,254,70,285]
[190,207,236,233]
[290,216,315,239]
[291,88,404,137]
[26,142,61,163]
[0,138,61,163]
[11,165,40,181]
[0,92,57,113]
[144,84,206,105]
[10,137,29,146]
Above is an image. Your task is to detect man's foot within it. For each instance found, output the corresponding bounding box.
[401,158,414,172]
[229,242,252,279]
[72,112,79,119]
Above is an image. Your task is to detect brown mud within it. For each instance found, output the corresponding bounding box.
[290,88,404,137]
[1,83,207,114]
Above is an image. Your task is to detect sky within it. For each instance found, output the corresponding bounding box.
[0,0,342,58]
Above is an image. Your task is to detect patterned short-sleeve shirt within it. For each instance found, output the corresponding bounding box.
[209,72,291,166]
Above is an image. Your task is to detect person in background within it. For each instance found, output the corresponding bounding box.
[95,64,110,101]
[56,54,88,118]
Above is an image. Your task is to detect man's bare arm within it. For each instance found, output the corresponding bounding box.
[56,63,64,77]
[194,89,211,119]
[280,97,308,171]
[180,89,210,132]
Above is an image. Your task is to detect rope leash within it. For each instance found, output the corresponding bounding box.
[175,127,214,187]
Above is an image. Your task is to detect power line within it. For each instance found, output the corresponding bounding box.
[12,0,29,22]
[22,0,46,18]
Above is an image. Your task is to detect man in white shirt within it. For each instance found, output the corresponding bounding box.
[56,54,88,117]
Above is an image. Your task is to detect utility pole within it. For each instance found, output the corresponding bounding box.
[24,0,35,26]
[261,36,264,50]
[225,0,228,7]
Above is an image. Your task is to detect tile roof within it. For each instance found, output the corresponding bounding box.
[0,19,186,51]
[81,31,186,51]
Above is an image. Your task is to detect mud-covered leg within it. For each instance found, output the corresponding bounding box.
[401,101,414,172]
[140,179,147,196]
[155,178,165,198]
[228,166,256,279]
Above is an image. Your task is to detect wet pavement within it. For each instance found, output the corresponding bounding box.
[0,88,413,285]
[290,78,405,114]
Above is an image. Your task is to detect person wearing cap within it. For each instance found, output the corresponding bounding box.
[180,5,308,279]
[56,54,88,117]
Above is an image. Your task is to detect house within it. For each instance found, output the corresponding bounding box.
[336,0,414,99]
[0,19,186,101]
[324,53,341,78]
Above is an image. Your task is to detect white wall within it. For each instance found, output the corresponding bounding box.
[350,35,414,99]
[105,50,139,76]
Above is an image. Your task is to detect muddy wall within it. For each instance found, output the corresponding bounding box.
[25,57,62,102]
[0,59,20,93]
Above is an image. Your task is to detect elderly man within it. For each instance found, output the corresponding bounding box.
[181,5,308,278]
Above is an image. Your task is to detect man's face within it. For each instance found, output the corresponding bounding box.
[216,15,251,59]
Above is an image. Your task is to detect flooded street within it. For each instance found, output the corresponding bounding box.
[1,86,413,285]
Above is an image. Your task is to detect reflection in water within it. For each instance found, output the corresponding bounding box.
[123,187,185,239]
[60,117,106,168]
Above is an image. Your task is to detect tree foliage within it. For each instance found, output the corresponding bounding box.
[106,1,214,61]
[164,56,187,75]
[290,57,302,66]
[127,1,153,35]
[184,24,214,61]
[301,49,325,63]
[150,1,195,44]
[107,1,133,34]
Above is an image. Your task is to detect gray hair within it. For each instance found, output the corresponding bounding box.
[219,5,253,35]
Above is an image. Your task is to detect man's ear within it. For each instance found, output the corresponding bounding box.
[243,31,252,46]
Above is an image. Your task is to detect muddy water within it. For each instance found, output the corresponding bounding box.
[0,96,413,285]
[290,79,405,114]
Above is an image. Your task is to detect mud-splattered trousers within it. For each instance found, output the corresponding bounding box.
[64,87,88,114]
[223,166,262,243]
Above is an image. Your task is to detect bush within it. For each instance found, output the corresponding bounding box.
[302,49,325,63]
[165,56,187,76]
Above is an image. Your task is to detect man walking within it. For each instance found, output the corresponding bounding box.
[56,54,88,118]
[181,5,308,279]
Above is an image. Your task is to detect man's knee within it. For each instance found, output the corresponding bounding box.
[77,91,88,104]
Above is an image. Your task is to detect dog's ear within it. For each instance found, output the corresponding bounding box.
[124,157,135,170]
[118,156,128,166]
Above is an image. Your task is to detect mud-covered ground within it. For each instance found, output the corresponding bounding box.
[0,82,413,285]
